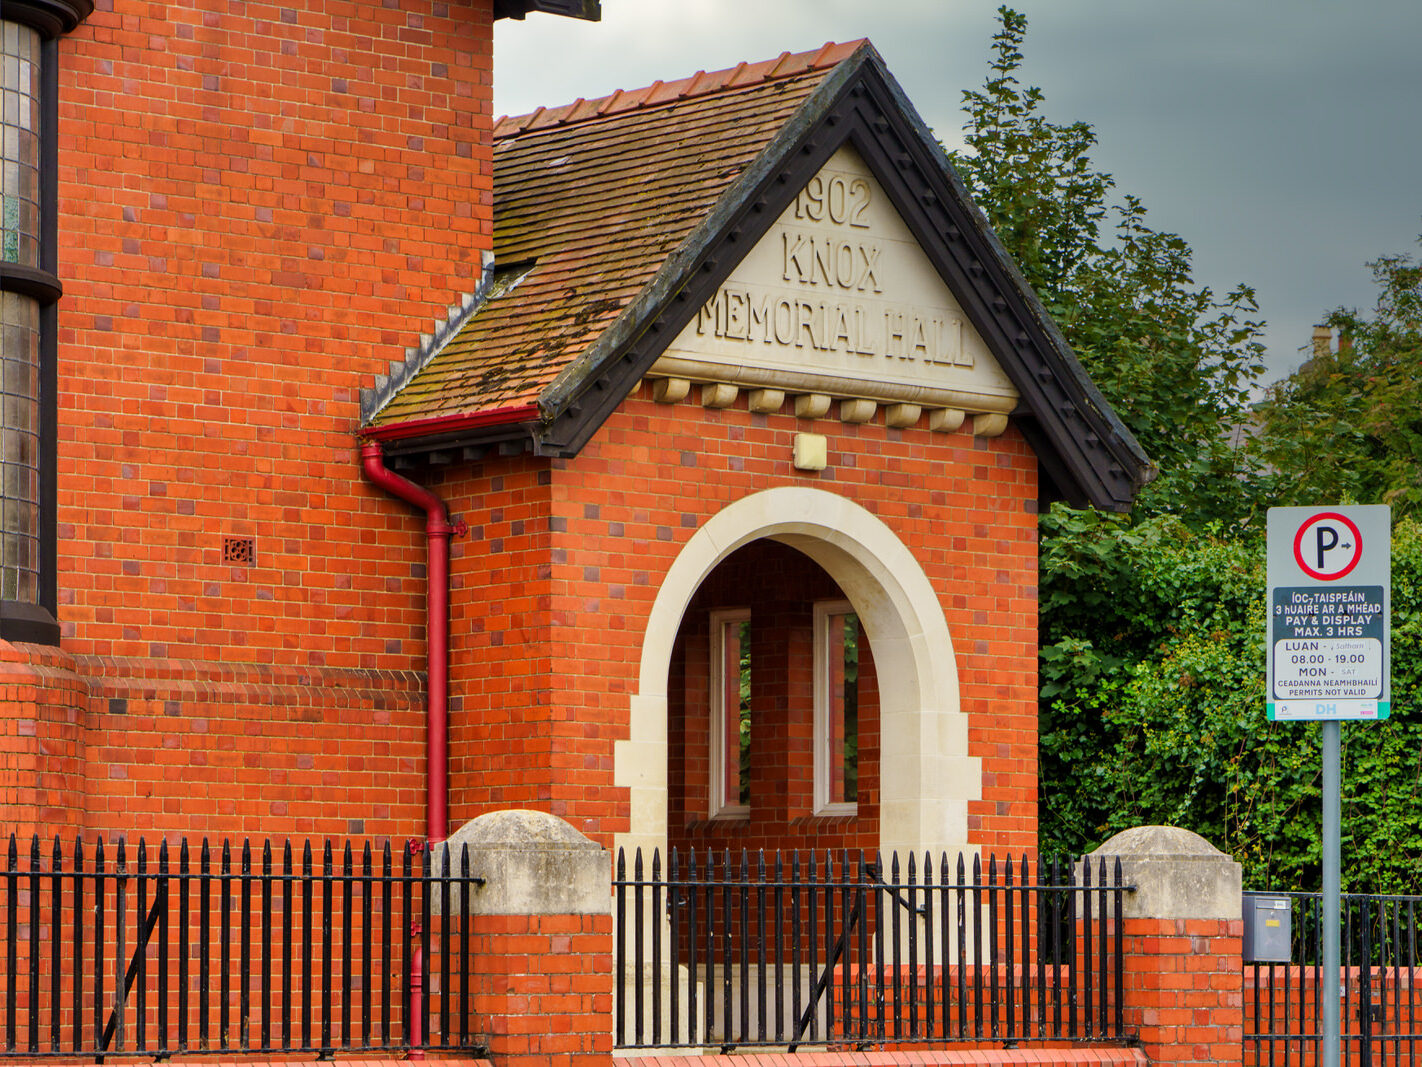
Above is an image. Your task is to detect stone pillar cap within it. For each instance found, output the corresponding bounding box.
[434,809,610,916]
[450,808,604,851]
[1090,825,1231,860]
[1087,824,1241,921]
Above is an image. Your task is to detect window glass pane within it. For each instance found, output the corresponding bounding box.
[711,609,751,815]
[826,611,859,805]
[721,617,751,807]
[0,291,39,605]
[1,20,42,269]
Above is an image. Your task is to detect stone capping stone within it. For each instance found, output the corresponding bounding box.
[1088,824,1242,922]
[432,810,611,916]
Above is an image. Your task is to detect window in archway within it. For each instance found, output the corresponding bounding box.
[814,600,859,814]
[709,608,751,817]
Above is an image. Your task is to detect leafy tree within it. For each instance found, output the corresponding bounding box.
[1255,241,1422,517]
[950,7,1267,526]
[952,9,1422,890]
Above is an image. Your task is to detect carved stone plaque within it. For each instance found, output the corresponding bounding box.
[654,145,1019,413]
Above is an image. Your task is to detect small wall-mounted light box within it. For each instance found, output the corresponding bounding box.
[1242,894,1291,963]
[793,433,827,472]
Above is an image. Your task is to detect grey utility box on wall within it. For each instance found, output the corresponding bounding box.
[1243,894,1292,963]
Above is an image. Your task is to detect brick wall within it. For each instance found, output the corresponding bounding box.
[470,912,613,1063]
[0,643,88,840]
[1122,917,1244,1065]
[4,0,496,844]
[439,383,1039,857]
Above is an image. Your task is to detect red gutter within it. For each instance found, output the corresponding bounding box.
[359,440,455,843]
[363,403,539,444]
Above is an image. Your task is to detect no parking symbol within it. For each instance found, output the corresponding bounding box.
[1292,512,1363,580]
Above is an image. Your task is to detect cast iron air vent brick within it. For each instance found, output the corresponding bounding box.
[222,536,256,566]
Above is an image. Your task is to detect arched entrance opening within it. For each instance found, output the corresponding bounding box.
[614,487,979,865]
[665,539,882,856]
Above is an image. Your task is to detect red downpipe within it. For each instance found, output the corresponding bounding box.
[360,440,454,1061]
[360,440,453,844]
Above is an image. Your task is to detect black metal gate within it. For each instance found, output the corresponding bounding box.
[1245,890,1422,1066]
[614,848,1130,1051]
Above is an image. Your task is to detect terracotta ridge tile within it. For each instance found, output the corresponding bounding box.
[495,40,862,139]
[596,88,626,115]
[766,49,794,76]
[724,60,751,87]
[678,69,707,98]
[809,40,839,68]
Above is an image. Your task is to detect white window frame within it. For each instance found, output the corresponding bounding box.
[814,599,859,816]
[709,607,751,819]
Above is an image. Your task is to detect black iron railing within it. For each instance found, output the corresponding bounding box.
[0,835,485,1060]
[613,849,1129,1051]
[1245,890,1422,1067]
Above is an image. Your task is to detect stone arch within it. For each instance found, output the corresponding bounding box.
[613,486,979,862]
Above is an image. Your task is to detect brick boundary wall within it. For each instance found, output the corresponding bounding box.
[641,1053,1148,1067]
[1121,917,1243,1064]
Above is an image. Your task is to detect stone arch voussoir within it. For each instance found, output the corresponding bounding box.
[612,486,979,865]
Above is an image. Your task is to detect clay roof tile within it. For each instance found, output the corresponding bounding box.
[370,43,860,429]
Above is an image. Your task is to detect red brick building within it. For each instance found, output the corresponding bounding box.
[2,0,1150,873]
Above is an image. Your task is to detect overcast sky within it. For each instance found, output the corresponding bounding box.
[495,1,1422,384]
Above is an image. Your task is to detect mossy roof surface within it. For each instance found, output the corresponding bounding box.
[368,42,861,428]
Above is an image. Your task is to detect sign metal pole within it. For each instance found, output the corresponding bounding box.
[1322,719,1340,1067]
[1266,505,1390,1067]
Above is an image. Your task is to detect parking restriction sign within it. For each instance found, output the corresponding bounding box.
[1267,506,1391,721]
